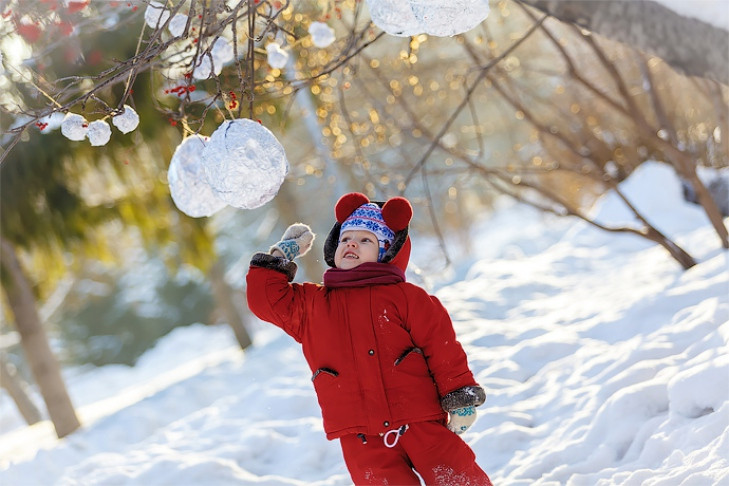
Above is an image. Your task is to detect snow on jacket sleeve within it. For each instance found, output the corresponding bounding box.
[246,252,309,343]
[401,284,483,403]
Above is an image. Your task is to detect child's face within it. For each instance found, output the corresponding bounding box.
[334,230,380,269]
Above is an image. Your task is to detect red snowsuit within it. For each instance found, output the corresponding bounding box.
[247,264,479,440]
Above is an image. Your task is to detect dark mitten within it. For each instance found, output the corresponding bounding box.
[441,386,486,435]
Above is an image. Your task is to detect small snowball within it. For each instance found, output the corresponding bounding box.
[192,54,222,79]
[168,135,227,218]
[61,113,88,141]
[266,43,289,69]
[87,120,112,146]
[309,22,336,48]
[211,37,234,64]
[111,105,140,134]
[168,13,187,37]
[201,119,289,210]
[144,1,170,29]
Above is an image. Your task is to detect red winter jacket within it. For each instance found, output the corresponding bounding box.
[246,260,480,440]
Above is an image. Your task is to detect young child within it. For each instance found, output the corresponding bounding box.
[246,192,492,486]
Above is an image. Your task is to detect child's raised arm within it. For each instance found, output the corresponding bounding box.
[246,223,316,342]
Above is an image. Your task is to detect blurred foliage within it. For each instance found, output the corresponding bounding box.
[57,262,214,366]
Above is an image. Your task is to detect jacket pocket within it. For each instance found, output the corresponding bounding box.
[394,347,423,366]
[393,347,430,377]
[311,367,352,432]
[311,367,339,381]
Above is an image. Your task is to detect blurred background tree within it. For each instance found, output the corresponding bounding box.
[1,0,727,437]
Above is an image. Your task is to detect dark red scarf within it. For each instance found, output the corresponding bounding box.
[323,262,406,288]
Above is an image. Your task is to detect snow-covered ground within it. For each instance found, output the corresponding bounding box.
[1,162,727,485]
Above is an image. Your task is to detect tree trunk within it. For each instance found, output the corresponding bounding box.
[0,237,80,438]
[643,227,697,270]
[0,353,42,425]
[209,260,252,350]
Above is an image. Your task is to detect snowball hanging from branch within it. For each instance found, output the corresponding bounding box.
[144,1,170,29]
[87,120,111,146]
[168,13,187,37]
[60,113,88,141]
[167,135,227,218]
[202,119,289,210]
[309,22,336,48]
[266,42,289,69]
[111,105,140,134]
[366,0,490,37]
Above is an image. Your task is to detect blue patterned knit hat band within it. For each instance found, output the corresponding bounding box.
[340,203,395,260]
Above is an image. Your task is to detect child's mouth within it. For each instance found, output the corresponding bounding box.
[344,252,358,259]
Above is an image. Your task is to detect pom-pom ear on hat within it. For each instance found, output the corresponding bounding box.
[381,197,412,232]
[335,192,370,223]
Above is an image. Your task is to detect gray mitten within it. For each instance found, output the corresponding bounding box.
[441,385,486,435]
[270,223,315,260]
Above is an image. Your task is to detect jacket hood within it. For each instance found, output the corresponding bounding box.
[323,193,412,273]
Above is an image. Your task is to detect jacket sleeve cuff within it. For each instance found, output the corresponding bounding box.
[441,385,486,412]
[250,252,298,282]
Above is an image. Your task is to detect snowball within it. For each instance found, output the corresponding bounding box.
[366,0,420,37]
[61,113,88,141]
[144,1,170,29]
[211,37,234,64]
[111,105,139,134]
[366,0,490,37]
[201,119,289,210]
[87,120,112,146]
[266,42,289,69]
[192,55,212,80]
[168,13,187,37]
[168,135,227,218]
[192,53,223,79]
[309,22,336,48]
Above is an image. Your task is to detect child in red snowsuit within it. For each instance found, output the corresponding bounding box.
[247,192,492,486]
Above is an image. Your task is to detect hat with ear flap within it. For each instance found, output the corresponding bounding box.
[324,192,413,271]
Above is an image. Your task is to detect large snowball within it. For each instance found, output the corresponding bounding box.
[168,135,227,218]
[367,0,490,37]
[201,119,288,210]
[366,0,420,37]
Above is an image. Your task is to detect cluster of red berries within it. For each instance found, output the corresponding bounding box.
[228,91,238,110]
[165,85,197,96]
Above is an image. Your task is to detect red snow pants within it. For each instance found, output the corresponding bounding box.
[339,420,492,486]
